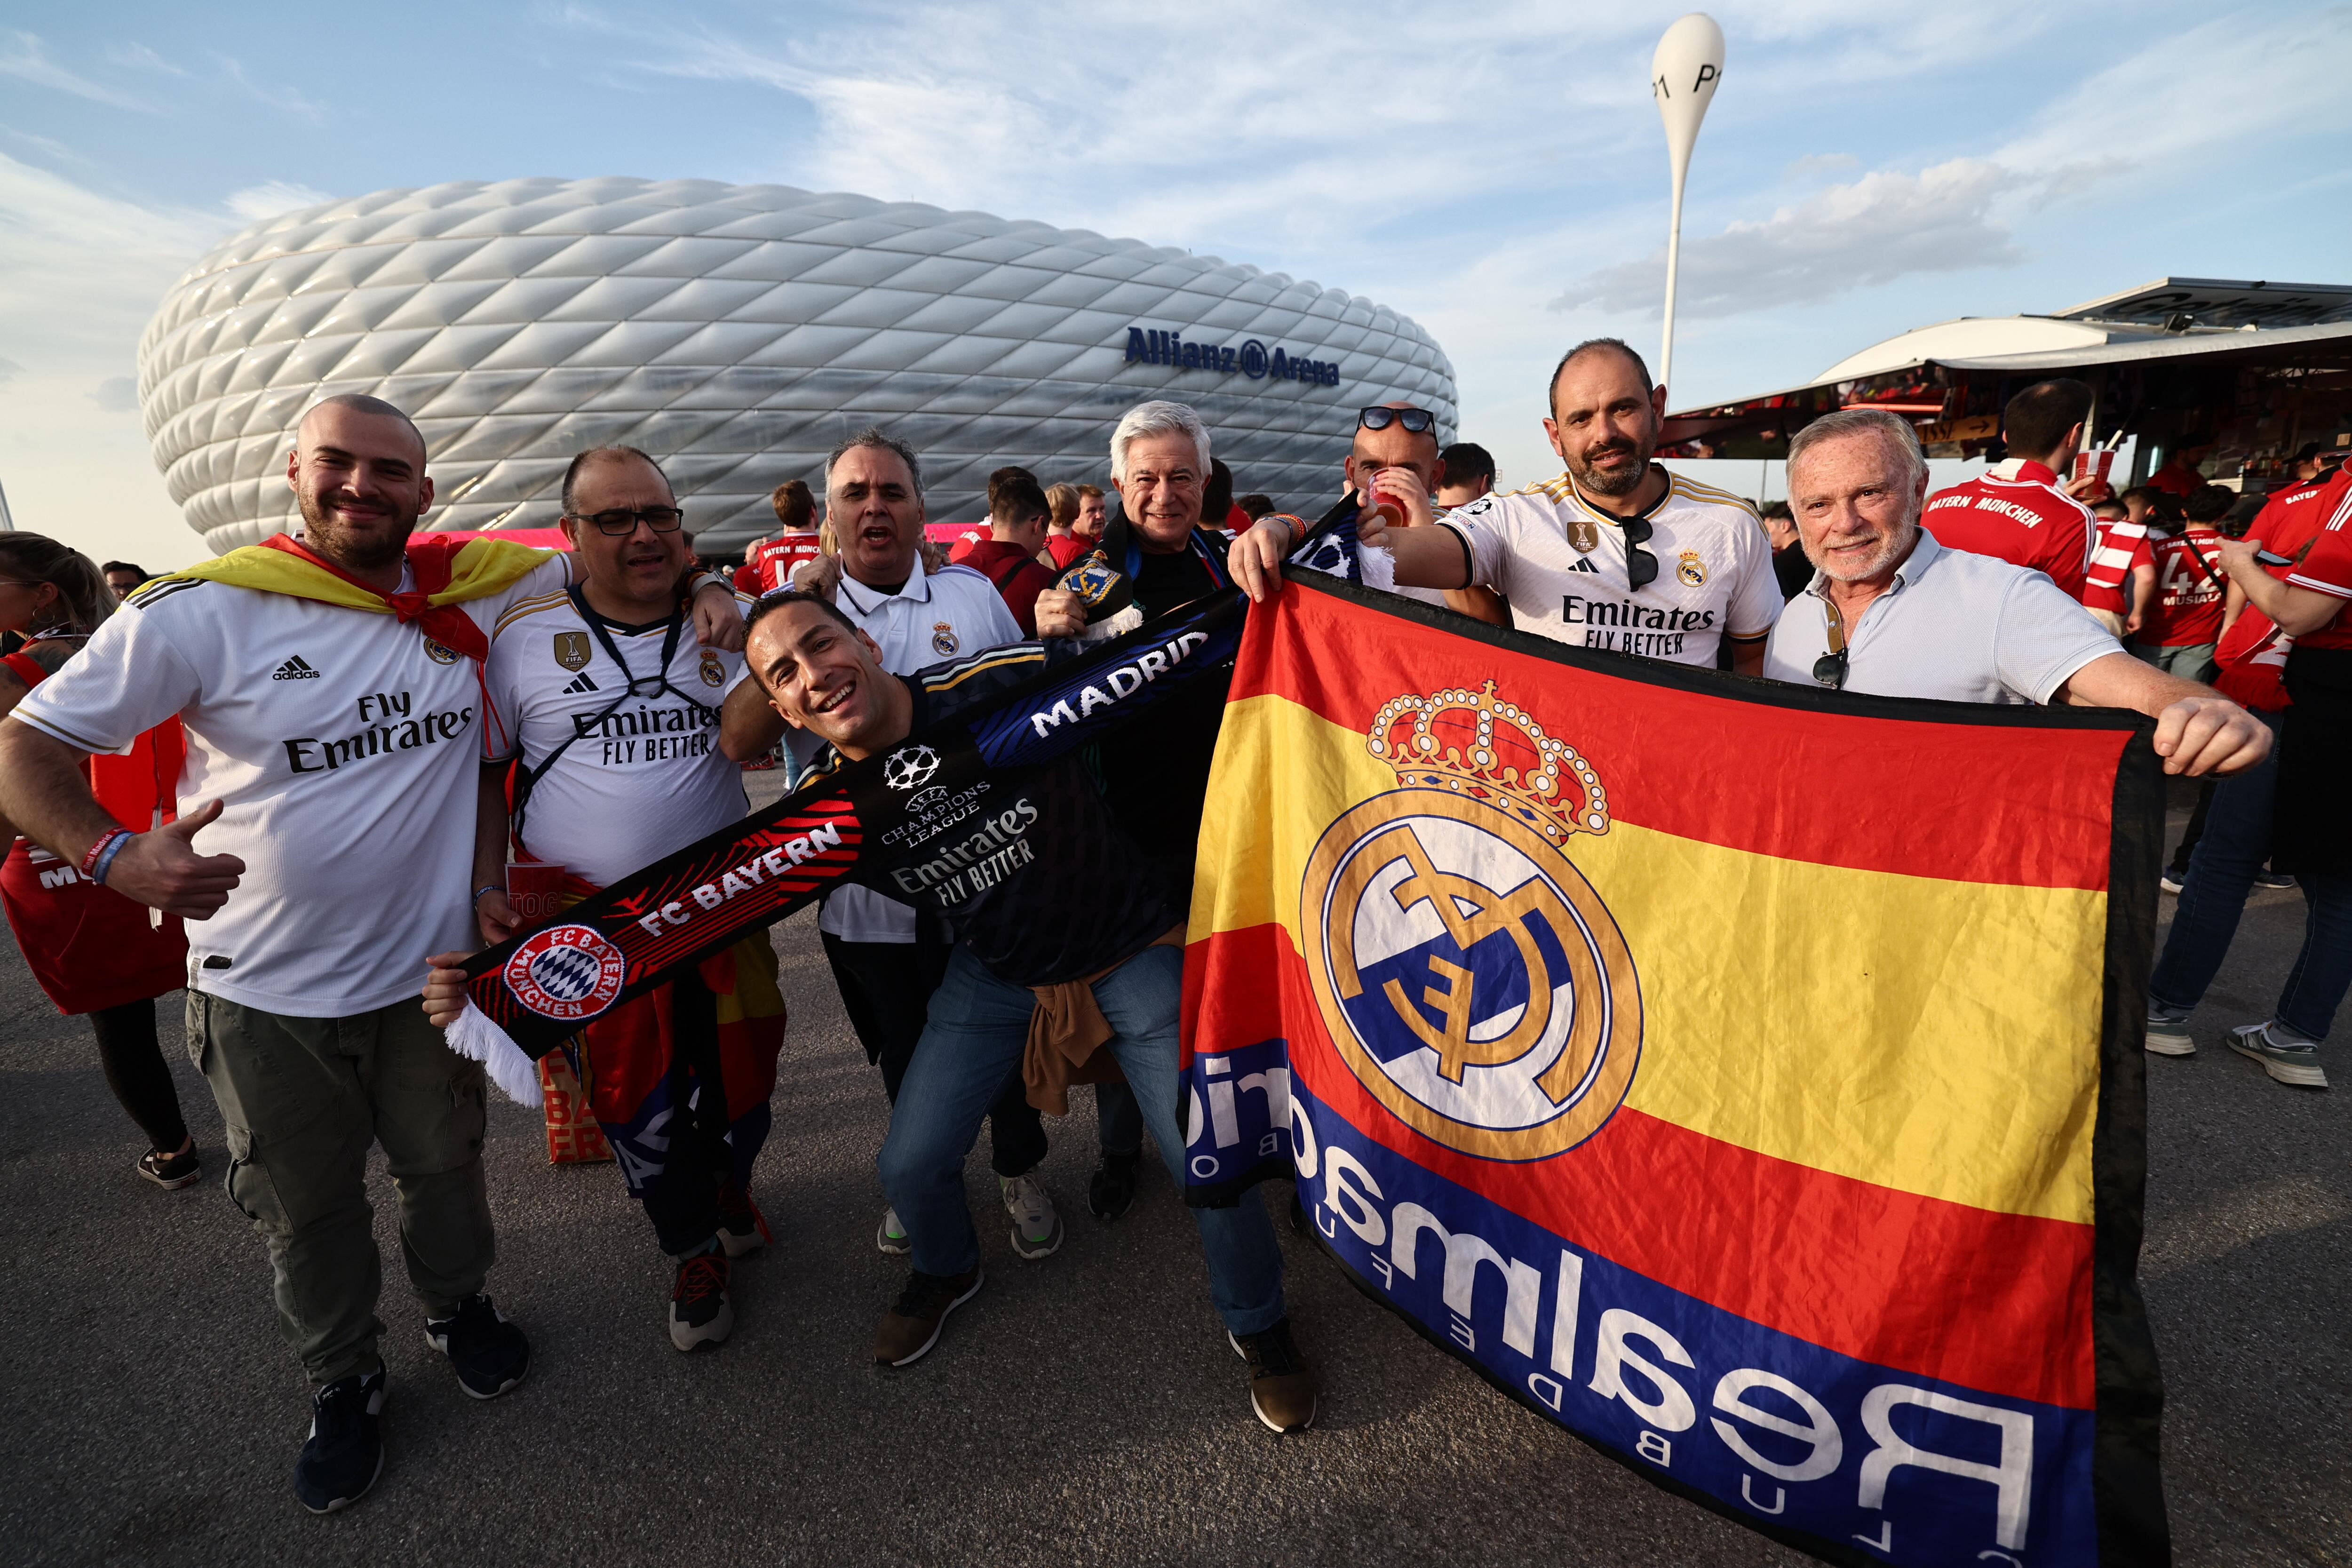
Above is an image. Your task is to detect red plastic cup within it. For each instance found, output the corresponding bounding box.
[2072,449,2115,486]
[506,862,566,925]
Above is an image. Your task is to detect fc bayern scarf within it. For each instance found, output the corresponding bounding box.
[445,501,1375,1104]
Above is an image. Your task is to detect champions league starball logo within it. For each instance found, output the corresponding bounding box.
[1302,682,1641,1161]
[882,744,940,791]
[504,924,628,1021]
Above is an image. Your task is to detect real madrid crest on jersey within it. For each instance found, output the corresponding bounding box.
[931,621,960,657]
[421,633,459,665]
[552,632,590,671]
[698,649,724,687]
[1676,549,1707,588]
[1300,681,1640,1160]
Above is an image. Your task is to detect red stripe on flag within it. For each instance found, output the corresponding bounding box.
[1237,583,2127,890]
[1185,923,2094,1409]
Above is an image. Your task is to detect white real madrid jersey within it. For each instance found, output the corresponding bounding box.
[15,557,571,1015]
[481,589,752,888]
[1439,468,1782,663]
[821,562,1025,943]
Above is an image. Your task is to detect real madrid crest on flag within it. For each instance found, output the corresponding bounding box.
[1303,681,1638,1159]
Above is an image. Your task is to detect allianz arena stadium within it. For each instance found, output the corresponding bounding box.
[136,177,1457,553]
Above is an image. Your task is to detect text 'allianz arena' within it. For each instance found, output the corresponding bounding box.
[137,177,1458,553]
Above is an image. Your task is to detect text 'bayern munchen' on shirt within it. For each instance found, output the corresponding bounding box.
[12,557,572,1014]
[480,585,752,887]
[1922,459,2096,601]
[1436,467,1781,665]
[803,643,1180,986]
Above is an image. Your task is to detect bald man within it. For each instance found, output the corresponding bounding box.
[0,394,743,1513]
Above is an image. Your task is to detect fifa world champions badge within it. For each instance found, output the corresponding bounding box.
[1302,681,1641,1160]
[504,923,629,1021]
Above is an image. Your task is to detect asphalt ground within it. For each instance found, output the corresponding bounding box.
[2,787,2347,1568]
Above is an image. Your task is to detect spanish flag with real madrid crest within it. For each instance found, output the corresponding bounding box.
[1179,571,2170,1567]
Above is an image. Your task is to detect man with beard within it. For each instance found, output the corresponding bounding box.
[1758,408,2267,770]
[0,395,742,1513]
[1230,339,1780,669]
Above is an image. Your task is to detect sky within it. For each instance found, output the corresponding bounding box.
[2,0,2348,570]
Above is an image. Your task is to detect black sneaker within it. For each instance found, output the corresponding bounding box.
[424,1293,531,1400]
[294,1367,385,1514]
[715,1184,771,1259]
[874,1265,983,1367]
[1088,1152,1140,1221]
[2255,870,2296,890]
[1230,1318,1318,1433]
[138,1144,202,1190]
[670,1250,734,1352]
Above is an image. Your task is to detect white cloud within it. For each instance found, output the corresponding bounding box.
[89,375,136,412]
[1783,152,1857,179]
[1552,158,2025,319]
[210,53,327,123]
[227,180,332,222]
[103,41,188,76]
[0,29,153,111]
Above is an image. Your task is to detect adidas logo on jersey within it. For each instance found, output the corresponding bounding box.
[1564,557,1599,573]
[271,656,321,681]
[561,672,600,694]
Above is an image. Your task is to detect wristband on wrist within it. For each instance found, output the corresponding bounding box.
[690,570,732,597]
[83,828,134,885]
[472,884,502,905]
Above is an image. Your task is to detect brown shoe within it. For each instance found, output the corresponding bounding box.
[1230,1318,1318,1433]
[874,1265,984,1366]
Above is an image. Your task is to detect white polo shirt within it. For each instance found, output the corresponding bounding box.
[481,587,752,887]
[1761,529,2121,704]
[1438,467,1781,664]
[15,558,572,1015]
[816,560,1024,943]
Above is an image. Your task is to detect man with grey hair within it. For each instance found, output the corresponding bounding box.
[1762,407,2270,776]
[755,426,1065,1261]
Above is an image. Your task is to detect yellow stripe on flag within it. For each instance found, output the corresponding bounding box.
[1193,692,2101,1224]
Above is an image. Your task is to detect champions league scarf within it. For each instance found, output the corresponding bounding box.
[444,500,1376,1104]
[138,533,552,663]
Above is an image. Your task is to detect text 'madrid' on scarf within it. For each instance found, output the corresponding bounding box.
[136,533,553,664]
[445,499,1375,1104]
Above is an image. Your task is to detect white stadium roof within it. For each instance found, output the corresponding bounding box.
[139,177,1457,551]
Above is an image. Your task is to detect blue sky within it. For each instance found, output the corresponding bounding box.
[3,0,2347,568]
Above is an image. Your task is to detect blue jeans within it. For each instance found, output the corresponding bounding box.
[878,943,1286,1335]
[2151,710,2352,1040]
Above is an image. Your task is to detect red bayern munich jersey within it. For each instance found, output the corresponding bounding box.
[1923,459,2095,601]
[2083,514,2153,614]
[2144,526,2226,645]
[736,533,824,595]
[2278,467,2352,651]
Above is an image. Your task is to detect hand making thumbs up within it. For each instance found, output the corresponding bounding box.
[104,799,247,918]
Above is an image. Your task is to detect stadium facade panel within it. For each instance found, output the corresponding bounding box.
[138,177,1458,552]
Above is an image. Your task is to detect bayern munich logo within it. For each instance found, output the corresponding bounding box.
[1301,683,1641,1161]
[503,923,628,1021]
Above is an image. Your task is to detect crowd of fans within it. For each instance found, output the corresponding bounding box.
[0,333,2339,1516]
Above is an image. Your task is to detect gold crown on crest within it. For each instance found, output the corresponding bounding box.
[1367,680,1609,843]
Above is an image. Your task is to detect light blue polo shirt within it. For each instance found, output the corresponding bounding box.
[1762,529,2121,705]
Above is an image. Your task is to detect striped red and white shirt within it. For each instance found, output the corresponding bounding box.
[2277,467,2352,651]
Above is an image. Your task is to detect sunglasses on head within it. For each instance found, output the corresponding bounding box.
[1359,406,1435,435]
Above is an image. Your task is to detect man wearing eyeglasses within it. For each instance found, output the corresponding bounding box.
[1351,405,1510,629]
[1232,340,1780,671]
[462,445,787,1355]
[1760,408,2269,778]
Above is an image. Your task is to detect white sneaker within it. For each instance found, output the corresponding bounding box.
[2228,1021,2328,1089]
[1000,1174,1065,1260]
[876,1206,911,1256]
